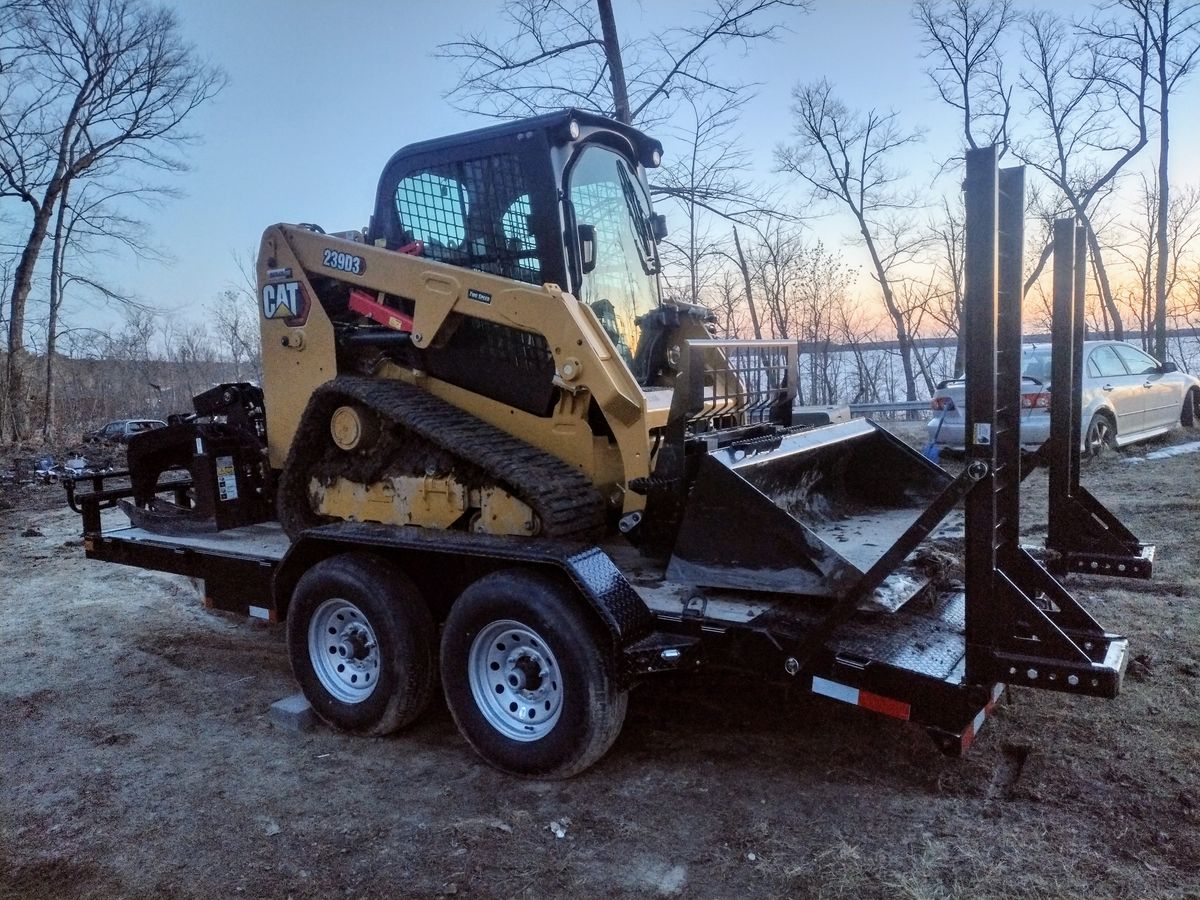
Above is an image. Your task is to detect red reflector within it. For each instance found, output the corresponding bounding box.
[857,690,911,721]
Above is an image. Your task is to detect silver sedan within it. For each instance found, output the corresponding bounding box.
[927,341,1200,455]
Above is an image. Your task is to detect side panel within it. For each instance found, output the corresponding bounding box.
[258,229,339,469]
[83,531,279,620]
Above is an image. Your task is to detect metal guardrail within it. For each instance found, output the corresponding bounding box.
[848,400,931,415]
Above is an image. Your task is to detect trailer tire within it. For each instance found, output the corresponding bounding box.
[287,553,434,736]
[440,569,627,778]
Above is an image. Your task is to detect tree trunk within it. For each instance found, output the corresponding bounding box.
[732,227,762,339]
[1154,7,1171,361]
[913,343,937,396]
[596,0,631,124]
[43,185,71,441]
[5,193,59,442]
[1022,239,1055,299]
[856,215,917,402]
[1082,218,1124,340]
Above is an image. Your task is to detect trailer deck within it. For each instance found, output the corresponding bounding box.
[84,520,286,620]
[79,510,1015,753]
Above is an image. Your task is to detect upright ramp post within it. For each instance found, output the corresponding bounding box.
[962,146,1000,665]
[961,147,1126,696]
[1044,220,1154,578]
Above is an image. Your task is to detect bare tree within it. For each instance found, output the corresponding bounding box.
[832,297,887,404]
[742,217,806,340]
[1094,1,1200,359]
[1111,173,1200,348]
[39,177,162,438]
[1014,8,1150,338]
[0,0,224,441]
[925,198,967,375]
[706,268,750,338]
[438,0,809,126]
[209,288,261,384]
[730,225,763,339]
[791,240,856,404]
[776,79,927,402]
[913,0,1016,159]
[655,90,781,300]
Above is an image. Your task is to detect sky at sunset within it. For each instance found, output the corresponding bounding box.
[39,0,1200,340]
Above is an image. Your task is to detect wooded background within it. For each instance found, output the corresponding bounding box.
[4,0,1200,444]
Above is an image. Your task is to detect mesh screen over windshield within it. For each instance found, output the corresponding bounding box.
[394,152,542,285]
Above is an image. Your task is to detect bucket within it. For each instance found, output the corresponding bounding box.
[667,418,952,597]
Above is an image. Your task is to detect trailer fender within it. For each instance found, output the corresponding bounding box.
[273,522,655,649]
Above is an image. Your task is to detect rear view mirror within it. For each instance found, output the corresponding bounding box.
[650,213,668,242]
[578,224,597,274]
[1160,361,1178,374]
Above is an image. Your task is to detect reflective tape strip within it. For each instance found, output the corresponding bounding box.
[812,676,858,706]
[961,683,1007,752]
[811,676,911,721]
[858,690,912,721]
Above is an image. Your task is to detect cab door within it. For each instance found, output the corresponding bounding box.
[1086,344,1143,435]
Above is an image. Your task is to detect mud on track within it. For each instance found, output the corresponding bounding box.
[2,429,1199,899]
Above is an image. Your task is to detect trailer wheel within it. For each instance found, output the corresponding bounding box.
[440,569,627,778]
[287,553,434,735]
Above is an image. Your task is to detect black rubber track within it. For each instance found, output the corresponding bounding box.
[278,376,606,542]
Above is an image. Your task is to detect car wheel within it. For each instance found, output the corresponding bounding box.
[1183,389,1198,428]
[1084,412,1116,458]
[440,569,627,779]
[287,552,435,735]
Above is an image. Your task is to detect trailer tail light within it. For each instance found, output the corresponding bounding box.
[930,396,955,411]
[1020,391,1051,410]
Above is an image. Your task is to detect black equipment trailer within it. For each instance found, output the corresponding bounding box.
[65,147,1133,766]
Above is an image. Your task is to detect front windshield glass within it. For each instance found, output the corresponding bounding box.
[567,144,660,366]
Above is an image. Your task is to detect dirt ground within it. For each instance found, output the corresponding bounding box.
[2,428,1199,899]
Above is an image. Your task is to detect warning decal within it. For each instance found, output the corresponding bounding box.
[216,455,238,501]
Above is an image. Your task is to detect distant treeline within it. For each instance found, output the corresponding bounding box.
[1,352,244,445]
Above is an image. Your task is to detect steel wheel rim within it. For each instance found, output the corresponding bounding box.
[467,619,563,742]
[309,598,381,704]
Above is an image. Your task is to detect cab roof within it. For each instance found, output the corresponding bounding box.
[381,109,664,171]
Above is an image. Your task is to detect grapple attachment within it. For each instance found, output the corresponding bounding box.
[122,383,272,534]
[667,418,952,596]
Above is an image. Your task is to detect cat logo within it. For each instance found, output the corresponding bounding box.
[262,281,303,320]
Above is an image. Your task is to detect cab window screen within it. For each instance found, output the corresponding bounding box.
[501,194,540,278]
[393,154,542,285]
[396,173,468,248]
